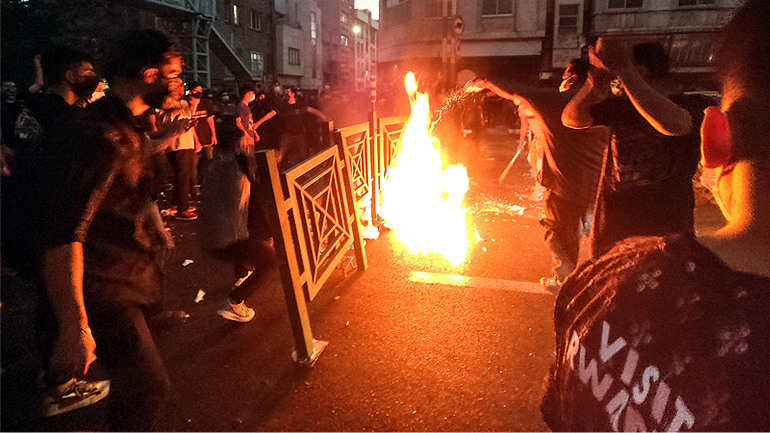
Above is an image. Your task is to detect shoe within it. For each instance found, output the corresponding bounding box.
[175,209,198,221]
[217,299,255,323]
[160,206,177,217]
[540,276,563,294]
[40,378,110,417]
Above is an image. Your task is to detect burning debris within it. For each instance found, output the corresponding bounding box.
[378,73,476,266]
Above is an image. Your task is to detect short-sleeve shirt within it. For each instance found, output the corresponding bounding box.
[237,102,254,139]
[589,94,714,256]
[159,100,195,152]
[542,234,770,432]
[274,100,309,137]
[194,98,216,145]
[39,95,164,305]
[521,88,609,206]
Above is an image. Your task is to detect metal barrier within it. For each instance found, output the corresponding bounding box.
[258,115,407,365]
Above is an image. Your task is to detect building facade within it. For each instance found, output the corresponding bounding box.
[352,9,379,92]
[274,0,323,89]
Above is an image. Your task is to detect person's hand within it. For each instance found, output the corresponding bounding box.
[465,79,487,93]
[50,325,97,376]
[589,38,632,73]
[254,131,261,143]
[587,65,616,100]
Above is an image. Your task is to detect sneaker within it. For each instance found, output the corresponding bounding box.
[217,299,255,323]
[160,206,177,217]
[175,209,198,221]
[540,276,563,294]
[41,378,110,417]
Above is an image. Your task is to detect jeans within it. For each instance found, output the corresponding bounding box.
[541,190,593,282]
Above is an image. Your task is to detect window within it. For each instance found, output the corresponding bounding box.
[678,0,715,5]
[225,2,232,22]
[608,0,643,8]
[341,35,349,46]
[232,4,240,25]
[482,0,512,16]
[288,47,300,65]
[250,10,263,30]
[425,0,442,18]
[251,51,264,76]
[311,12,317,39]
[558,4,579,35]
[341,12,348,23]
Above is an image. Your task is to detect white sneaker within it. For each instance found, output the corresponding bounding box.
[40,378,110,417]
[217,299,255,323]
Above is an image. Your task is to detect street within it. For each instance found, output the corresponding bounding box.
[0,125,723,431]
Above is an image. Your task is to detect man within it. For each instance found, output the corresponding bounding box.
[38,29,179,430]
[158,78,199,221]
[236,83,256,146]
[189,81,217,185]
[541,1,770,430]
[563,40,712,258]
[1,45,107,417]
[471,59,609,290]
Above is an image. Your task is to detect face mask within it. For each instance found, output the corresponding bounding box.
[73,75,101,99]
[221,95,230,102]
[191,92,203,98]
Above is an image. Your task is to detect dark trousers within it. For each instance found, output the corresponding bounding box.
[166,149,196,212]
[279,133,308,169]
[212,238,278,303]
[86,299,170,432]
[541,190,592,282]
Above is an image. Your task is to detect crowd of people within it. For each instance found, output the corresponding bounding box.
[1,0,769,430]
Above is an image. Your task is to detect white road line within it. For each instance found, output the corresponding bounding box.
[408,271,553,296]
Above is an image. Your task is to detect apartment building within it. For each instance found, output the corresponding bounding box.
[352,9,378,92]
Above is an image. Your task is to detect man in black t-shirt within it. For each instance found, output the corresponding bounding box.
[563,41,711,258]
[543,4,770,429]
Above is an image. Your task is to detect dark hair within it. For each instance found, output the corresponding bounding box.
[189,81,201,90]
[104,29,179,82]
[239,83,255,98]
[716,0,770,94]
[40,46,93,86]
[564,58,589,81]
[632,42,669,78]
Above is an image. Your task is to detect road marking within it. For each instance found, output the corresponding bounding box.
[408,271,553,296]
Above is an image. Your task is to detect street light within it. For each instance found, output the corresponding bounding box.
[352,25,361,35]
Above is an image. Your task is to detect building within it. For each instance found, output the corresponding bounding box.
[274,0,323,90]
[318,0,356,88]
[352,9,378,92]
[590,0,742,88]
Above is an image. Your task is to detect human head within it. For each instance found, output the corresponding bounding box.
[632,42,669,79]
[40,45,99,99]
[700,0,770,221]
[104,29,182,109]
[560,58,589,92]
[239,84,255,103]
[1,82,17,103]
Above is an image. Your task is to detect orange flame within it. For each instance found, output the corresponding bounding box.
[379,72,472,266]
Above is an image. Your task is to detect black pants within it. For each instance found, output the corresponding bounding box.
[541,190,592,282]
[279,133,308,169]
[212,238,277,303]
[86,299,170,432]
[166,149,196,212]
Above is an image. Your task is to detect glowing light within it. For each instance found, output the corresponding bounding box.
[352,25,362,34]
[378,72,473,266]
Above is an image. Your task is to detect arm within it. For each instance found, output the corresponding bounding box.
[42,242,96,375]
[561,70,611,129]
[253,110,277,130]
[235,116,255,145]
[207,116,217,145]
[589,38,692,136]
[28,54,44,94]
[307,106,330,122]
[615,67,692,136]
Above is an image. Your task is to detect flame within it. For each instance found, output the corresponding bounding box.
[379,72,472,266]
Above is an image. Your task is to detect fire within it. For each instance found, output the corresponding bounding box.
[378,72,472,266]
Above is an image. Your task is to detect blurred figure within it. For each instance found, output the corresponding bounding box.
[199,120,277,322]
[189,81,217,185]
[542,1,770,430]
[36,29,180,430]
[563,39,713,257]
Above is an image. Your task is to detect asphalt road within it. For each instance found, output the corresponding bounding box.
[1,125,725,431]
